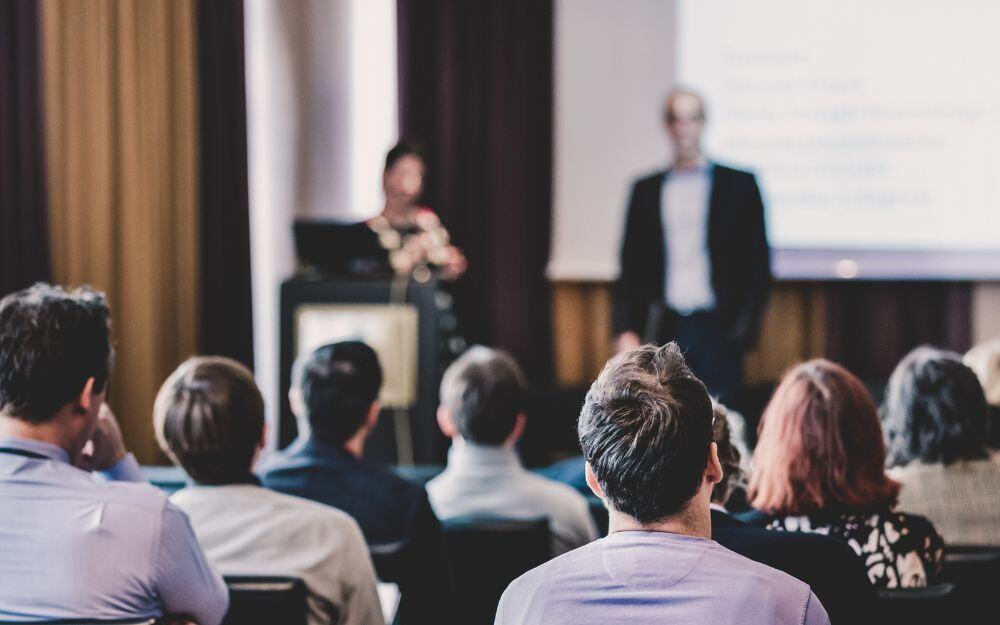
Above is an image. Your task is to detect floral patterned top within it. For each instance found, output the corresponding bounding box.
[767,511,945,589]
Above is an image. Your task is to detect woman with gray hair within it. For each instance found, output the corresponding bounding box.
[883,345,1000,546]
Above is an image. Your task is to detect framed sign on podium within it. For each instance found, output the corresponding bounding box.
[279,276,446,464]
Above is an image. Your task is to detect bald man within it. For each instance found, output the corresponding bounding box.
[613,89,771,404]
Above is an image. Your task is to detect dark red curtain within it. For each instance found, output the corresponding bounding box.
[0,0,50,297]
[824,282,972,383]
[196,0,254,368]
[397,0,554,381]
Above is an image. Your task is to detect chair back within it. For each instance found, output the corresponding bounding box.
[222,576,308,625]
[875,583,956,625]
[0,618,160,625]
[141,465,186,495]
[941,546,1000,619]
[442,516,551,625]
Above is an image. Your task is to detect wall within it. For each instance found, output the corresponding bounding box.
[245,0,397,441]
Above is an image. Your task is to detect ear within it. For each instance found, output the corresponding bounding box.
[258,422,269,451]
[505,413,527,446]
[288,387,304,418]
[585,462,605,500]
[365,401,380,430]
[706,442,723,485]
[436,406,457,438]
[74,377,97,415]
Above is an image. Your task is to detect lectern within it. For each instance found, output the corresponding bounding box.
[279,275,447,464]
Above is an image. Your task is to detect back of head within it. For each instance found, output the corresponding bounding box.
[965,340,1000,407]
[0,283,113,423]
[711,402,745,506]
[578,342,713,524]
[384,140,426,174]
[883,345,989,467]
[294,341,383,447]
[750,359,899,516]
[154,356,264,484]
[439,345,526,444]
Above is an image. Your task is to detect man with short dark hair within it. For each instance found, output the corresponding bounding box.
[496,343,830,625]
[259,341,451,624]
[157,356,382,625]
[0,283,228,624]
[427,346,598,555]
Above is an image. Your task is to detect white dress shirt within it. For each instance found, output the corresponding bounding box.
[0,437,228,624]
[171,483,383,625]
[662,163,717,313]
[427,441,599,555]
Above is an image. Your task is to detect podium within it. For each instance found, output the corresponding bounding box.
[279,275,448,464]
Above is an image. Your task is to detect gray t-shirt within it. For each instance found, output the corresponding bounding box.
[496,530,830,625]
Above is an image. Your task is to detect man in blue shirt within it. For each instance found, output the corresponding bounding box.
[259,340,452,624]
[0,283,228,624]
[496,343,829,625]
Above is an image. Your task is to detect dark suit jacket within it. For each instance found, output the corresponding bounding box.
[259,438,453,624]
[614,164,772,348]
[712,509,874,625]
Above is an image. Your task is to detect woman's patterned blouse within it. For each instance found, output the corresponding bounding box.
[767,511,945,588]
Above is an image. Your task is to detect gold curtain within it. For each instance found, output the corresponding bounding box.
[41,0,200,463]
[551,282,826,387]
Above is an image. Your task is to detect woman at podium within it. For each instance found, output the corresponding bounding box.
[367,141,467,283]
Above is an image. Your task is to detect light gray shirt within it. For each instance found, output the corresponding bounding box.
[171,483,383,625]
[496,530,830,625]
[662,163,716,313]
[427,442,599,555]
[0,436,228,624]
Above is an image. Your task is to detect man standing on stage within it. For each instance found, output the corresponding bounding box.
[613,89,771,403]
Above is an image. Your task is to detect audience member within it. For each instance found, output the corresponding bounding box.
[258,341,451,624]
[496,343,830,625]
[883,346,1000,546]
[964,340,1000,447]
[710,402,874,624]
[750,359,944,588]
[427,346,598,555]
[0,284,228,624]
[156,356,382,625]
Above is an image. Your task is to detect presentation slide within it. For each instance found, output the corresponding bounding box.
[678,0,1000,278]
[548,0,1000,282]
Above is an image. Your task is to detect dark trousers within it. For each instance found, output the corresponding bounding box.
[656,308,743,405]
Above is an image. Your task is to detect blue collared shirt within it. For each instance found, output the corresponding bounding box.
[0,436,229,624]
[662,162,717,313]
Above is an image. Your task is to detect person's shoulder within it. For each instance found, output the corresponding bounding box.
[708,541,815,596]
[882,509,940,536]
[522,470,591,509]
[266,486,360,525]
[631,169,668,189]
[90,475,171,516]
[711,162,756,179]
[505,538,600,592]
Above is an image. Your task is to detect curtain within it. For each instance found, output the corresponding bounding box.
[40,0,200,462]
[824,282,973,384]
[397,0,555,381]
[0,0,51,297]
[197,0,254,369]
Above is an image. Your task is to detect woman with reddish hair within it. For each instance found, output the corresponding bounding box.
[749,359,944,589]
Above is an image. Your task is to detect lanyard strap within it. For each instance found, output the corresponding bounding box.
[0,446,50,460]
